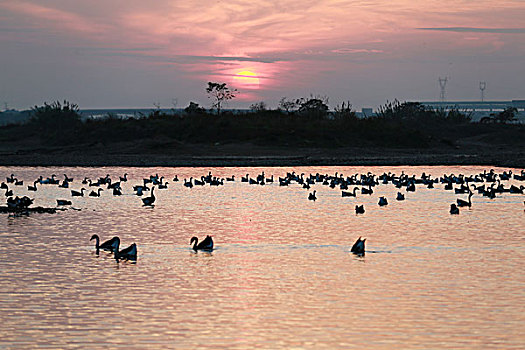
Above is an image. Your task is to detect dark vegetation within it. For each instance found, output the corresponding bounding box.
[0,94,524,156]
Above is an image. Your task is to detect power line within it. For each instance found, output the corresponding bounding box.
[439,77,448,102]
[479,81,486,102]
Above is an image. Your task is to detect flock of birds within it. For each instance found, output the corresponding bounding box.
[2,168,524,260]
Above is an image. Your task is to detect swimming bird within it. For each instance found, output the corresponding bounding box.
[0,182,7,189]
[119,173,128,182]
[112,187,122,196]
[90,234,120,253]
[56,199,72,206]
[190,235,214,251]
[378,196,388,206]
[112,237,137,261]
[184,178,193,188]
[457,191,473,207]
[396,192,405,201]
[133,185,149,196]
[350,237,366,256]
[58,180,69,188]
[342,187,359,197]
[308,190,317,201]
[450,203,459,215]
[5,188,13,197]
[361,185,373,195]
[142,186,155,206]
[71,188,86,197]
[89,188,103,197]
[355,204,365,214]
[28,181,38,191]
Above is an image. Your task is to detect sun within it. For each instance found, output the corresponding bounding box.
[233,70,260,89]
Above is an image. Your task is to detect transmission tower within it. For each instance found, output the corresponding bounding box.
[438,77,448,102]
[479,81,486,102]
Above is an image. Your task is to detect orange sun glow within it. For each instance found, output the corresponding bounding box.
[233,70,260,89]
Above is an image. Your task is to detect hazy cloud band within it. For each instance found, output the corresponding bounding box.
[418,27,525,34]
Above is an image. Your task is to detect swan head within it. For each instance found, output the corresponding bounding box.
[190,236,198,245]
[90,234,99,241]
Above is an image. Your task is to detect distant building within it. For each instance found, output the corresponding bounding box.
[417,100,525,122]
[361,108,374,117]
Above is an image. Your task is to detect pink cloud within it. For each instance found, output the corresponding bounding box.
[1,1,107,37]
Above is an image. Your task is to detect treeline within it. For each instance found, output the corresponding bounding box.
[1,99,523,150]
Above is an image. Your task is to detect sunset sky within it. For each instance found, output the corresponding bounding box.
[1,0,524,110]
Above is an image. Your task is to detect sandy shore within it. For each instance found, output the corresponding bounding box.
[1,143,524,168]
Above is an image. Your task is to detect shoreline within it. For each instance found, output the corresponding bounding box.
[1,147,524,169]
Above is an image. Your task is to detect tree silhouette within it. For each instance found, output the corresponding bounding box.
[206,82,237,115]
[494,107,518,124]
[278,97,296,114]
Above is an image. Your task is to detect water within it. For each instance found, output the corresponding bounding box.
[0,166,524,349]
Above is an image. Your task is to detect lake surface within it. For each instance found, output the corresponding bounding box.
[0,166,524,349]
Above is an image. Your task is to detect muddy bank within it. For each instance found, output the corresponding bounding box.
[1,142,524,168]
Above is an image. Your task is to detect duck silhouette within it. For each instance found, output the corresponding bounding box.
[351,237,366,256]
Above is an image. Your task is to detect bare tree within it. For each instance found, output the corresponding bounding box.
[250,101,267,112]
[206,82,237,115]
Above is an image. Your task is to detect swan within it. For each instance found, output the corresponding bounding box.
[355,204,365,214]
[172,175,179,182]
[89,188,103,197]
[71,188,86,197]
[308,190,317,201]
[0,182,7,189]
[56,199,72,206]
[27,181,38,191]
[509,185,524,194]
[457,191,473,207]
[350,237,366,256]
[142,186,155,206]
[342,187,359,197]
[378,196,388,206]
[6,174,15,183]
[396,192,405,201]
[184,178,193,188]
[113,237,138,261]
[190,235,214,251]
[133,185,149,196]
[120,173,128,182]
[5,188,13,197]
[58,180,69,188]
[450,203,459,215]
[90,234,119,253]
